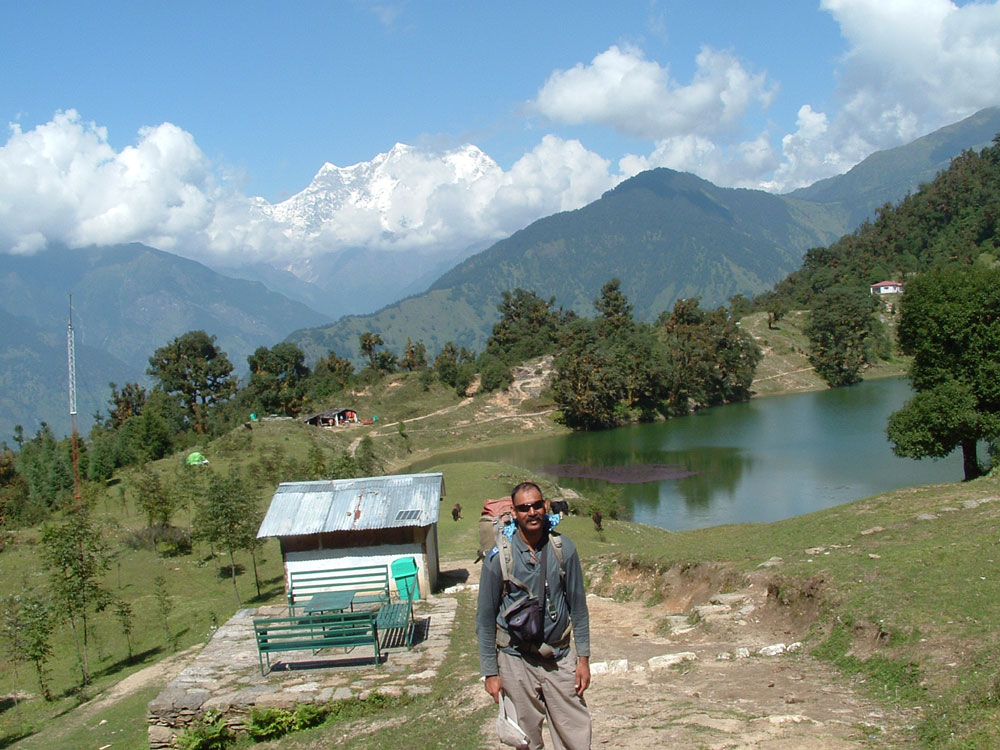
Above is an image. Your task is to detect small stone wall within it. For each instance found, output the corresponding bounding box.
[147,596,457,748]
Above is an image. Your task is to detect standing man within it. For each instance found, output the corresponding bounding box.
[477,481,592,750]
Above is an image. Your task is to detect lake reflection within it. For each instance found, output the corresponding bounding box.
[409,378,964,531]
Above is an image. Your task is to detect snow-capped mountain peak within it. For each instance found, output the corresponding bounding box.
[261,142,501,236]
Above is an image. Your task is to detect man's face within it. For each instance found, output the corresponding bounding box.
[512,486,546,533]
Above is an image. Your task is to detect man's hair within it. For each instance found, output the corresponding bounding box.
[510,481,543,503]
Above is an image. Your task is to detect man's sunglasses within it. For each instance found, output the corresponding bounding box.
[514,500,546,513]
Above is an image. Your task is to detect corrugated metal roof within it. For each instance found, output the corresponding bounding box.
[257,472,444,538]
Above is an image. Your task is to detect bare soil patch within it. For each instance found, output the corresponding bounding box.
[471,559,915,748]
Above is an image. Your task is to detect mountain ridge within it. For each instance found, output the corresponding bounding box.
[286,108,1000,365]
[0,243,329,438]
[285,167,844,363]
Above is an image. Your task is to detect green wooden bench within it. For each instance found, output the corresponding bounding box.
[253,610,380,675]
[375,579,416,649]
[287,565,391,611]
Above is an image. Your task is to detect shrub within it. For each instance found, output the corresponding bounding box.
[246,707,295,741]
[176,711,235,750]
[292,701,328,729]
[478,354,513,392]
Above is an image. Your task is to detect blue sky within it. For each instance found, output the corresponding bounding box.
[2,0,999,266]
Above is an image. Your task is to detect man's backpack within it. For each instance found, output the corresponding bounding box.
[490,507,569,654]
[476,497,514,563]
[476,496,565,580]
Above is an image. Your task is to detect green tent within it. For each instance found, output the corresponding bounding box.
[186,452,209,466]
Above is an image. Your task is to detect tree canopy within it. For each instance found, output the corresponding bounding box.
[147,331,237,433]
[485,288,566,365]
[658,298,762,414]
[247,342,309,416]
[553,289,761,429]
[804,286,887,387]
[887,267,1000,479]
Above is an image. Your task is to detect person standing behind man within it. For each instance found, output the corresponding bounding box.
[477,481,592,749]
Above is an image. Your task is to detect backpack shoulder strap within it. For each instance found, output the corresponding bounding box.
[496,521,532,592]
[549,531,565,579]
[496,529,513,583]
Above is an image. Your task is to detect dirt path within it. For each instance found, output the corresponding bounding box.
[752,366,815,383]
[467,561,914,749]
[352,357,558,454]
[77,645,202,715]
[582,585,911,748]
[348,398,476,452]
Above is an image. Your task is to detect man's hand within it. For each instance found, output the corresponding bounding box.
[574,656,590,696]
[484,674,503,702]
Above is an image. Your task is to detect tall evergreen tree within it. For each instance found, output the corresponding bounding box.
[486,288,565,364]
[804,286,886,387]
[247,342,310,416]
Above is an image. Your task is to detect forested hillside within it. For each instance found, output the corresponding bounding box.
[288,168,843,364]
[772,135,1000,306]
[0,243,329,438]
[788,105,1000,230]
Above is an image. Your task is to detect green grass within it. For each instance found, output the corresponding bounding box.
[0,527,285,746]
[0,450,671,748]
[9,682,164,750]
[741,310,909,397]
[5,365,1000,748]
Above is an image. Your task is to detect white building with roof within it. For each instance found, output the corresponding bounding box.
[257,472,444,599]
[870,280,904,295]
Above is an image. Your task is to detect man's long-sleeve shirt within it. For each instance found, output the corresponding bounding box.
[476,530,590,676]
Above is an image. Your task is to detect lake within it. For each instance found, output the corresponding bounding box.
[411,378,965,530]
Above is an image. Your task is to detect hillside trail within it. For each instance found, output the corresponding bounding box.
[348,397,474,453]
[465,557,916,749]
[349,357,558,454]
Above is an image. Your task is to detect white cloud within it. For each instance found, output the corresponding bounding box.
[825,0,1000,132]
[0,113,626,270]
[533,4,1000,193]
[769,0,1000,189]
[490,136,618,227]
[618,130,780,190]
[533,44,774,140]
[7,0,998,274]
[0,110,220,255]
[265,137,620,255]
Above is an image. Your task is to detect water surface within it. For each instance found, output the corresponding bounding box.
[411,378,964,530]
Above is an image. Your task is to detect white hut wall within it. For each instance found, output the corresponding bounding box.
[424,523,439,593]
[279,527,433,598]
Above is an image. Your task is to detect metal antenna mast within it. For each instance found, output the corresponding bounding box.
[67,296,82,499]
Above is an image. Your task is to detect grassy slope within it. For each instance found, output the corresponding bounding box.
[2,344,994,747]
[741,309,909,397]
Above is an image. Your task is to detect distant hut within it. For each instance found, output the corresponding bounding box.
[256,473,443,598]
[301,408,359,428]
[870,280,904,295]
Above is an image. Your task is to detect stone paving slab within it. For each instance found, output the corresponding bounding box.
[147,595,457,748]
